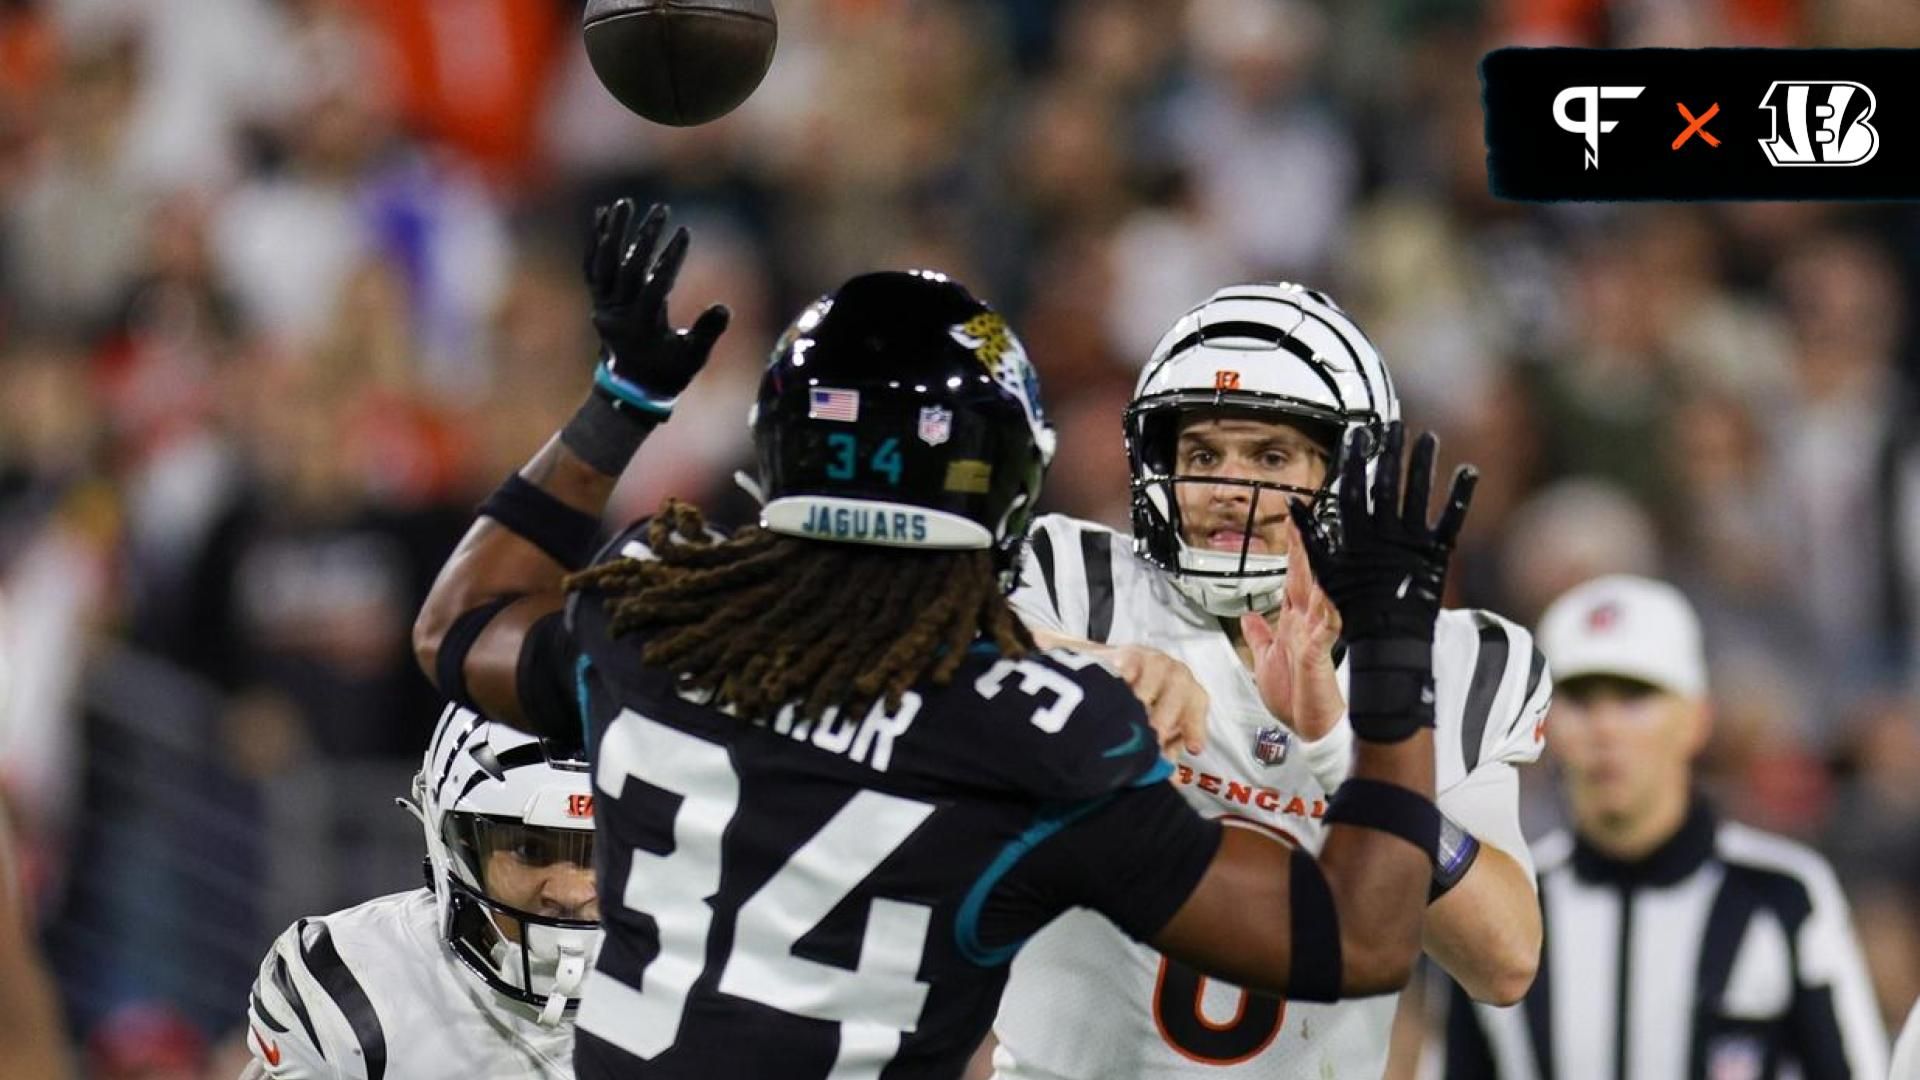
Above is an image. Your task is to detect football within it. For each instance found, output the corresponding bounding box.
[582,0,778,127]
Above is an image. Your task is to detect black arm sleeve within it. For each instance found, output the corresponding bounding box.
[516,610,582,747]
[974,780,1222,955]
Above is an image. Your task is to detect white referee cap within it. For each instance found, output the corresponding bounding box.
[1537,574,1707,699]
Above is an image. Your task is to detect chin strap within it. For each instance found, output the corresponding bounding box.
[538,940,592,1026]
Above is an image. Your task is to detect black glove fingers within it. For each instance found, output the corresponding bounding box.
[1402,430,1438,535]
[610,199,639,259]
[1432,464,1480,550]
[643,227,693,312]
[1369,420,1404,527]
[685,304,732,354]
[618,204,668,306]
[588,200,631,289]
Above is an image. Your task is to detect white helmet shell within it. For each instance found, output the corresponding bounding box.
[412,705,599,1025]
[1125,283,1400,616]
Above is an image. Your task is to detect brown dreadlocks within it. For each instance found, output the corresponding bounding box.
[563,501,1034,723]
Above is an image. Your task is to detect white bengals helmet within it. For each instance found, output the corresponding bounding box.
[1125,282,1400,616]
[410,705,599,1025]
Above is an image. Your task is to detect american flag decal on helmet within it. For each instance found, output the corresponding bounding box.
[809,387,861,422]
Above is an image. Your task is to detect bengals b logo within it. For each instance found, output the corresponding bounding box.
[1758,81,1879,167]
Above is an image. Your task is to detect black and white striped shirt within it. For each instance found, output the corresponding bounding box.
[1445,800,1887,1080]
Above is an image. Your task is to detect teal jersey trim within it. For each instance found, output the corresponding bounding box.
[1101,722,1149,760]
[1131,755,1174,787]
[574,655,596,748]
[954,793,1117,967]
[952,750,1165,966]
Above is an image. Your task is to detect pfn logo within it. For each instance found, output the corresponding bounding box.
[1758,81,1878,166]
[1553,85,1645,169]
[566,793,595,818]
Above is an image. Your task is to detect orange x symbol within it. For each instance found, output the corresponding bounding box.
[1673,102,1721,149]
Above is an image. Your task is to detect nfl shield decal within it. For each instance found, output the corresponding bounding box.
[918,405,953,446]
[1253,724,1291,767]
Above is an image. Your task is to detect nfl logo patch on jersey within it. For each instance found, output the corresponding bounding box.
[918,405,952,446]
[1252,724,1291,767]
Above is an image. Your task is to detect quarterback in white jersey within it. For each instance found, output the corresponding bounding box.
[992,283,1550,1079]
[241,706,599,1079]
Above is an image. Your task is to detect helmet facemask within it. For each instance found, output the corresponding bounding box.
[439,813,599,1025]
[1127,399,1341,617]
[412,707,599,1026]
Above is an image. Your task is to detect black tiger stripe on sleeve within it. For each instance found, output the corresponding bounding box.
[300,920,387,1080]
[1029,526,1061,623]
[1513,644,1551,737]
[269,951,323,1057]
[1460,613,1512,771]
[1523,646,1546,707]
[249,990,287,1034]
[1080,530,1115,644]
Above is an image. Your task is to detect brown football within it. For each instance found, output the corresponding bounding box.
[583,0,778,127]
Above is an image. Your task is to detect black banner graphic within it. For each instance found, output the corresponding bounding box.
[1483,48,1920,201]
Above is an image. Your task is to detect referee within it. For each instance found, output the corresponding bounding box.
[1444,575,1887,1079]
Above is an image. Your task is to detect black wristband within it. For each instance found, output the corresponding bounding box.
[1345,638,1436,742]
[1288,849,1343,1003]
[437,595,521,711]
[1429,814,1482,902]
[479,474,604,570]
[561,390,658,478]
[1324,778,1441,862]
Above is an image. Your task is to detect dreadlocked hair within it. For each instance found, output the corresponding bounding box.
[563,500,1035,724]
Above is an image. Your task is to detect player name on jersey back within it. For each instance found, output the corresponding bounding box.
[752,691,920,773]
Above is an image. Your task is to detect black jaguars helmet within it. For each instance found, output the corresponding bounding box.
[751,271,1056,583]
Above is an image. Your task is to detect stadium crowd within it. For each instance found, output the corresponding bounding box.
[0,0,1917,1074]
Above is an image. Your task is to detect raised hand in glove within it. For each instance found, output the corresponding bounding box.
[586,199,731,417]
[1288,421,1477,741]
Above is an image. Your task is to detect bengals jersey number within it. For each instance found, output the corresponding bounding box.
[1152,958,1286,1065]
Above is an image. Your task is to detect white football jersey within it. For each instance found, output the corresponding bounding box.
[245,890,578,1080]
[992,514,1550,1080]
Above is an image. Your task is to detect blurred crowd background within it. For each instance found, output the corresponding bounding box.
[1,0,1918,1075]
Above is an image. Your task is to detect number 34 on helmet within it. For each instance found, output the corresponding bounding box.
[747,270,1057,588]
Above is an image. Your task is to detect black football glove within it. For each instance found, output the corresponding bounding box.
[585,199,731,417]
[1289,422,1478,741]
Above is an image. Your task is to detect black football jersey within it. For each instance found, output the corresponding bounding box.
[553,524,1221,1079]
